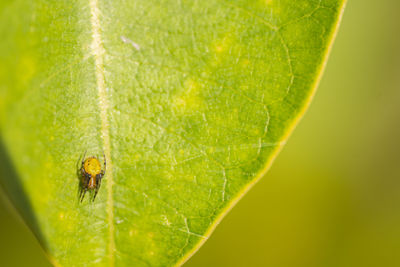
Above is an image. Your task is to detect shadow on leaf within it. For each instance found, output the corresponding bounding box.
[0,138,45,248]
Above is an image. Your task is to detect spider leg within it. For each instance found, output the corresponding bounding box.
[81,150,87,166]
[80,187,88,202]
[80,174,90,202]
[93,175,102,201]
[103,153,106,173]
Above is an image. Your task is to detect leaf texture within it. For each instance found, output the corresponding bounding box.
[0,0,346,266]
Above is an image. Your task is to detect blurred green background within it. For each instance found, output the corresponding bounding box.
[1,0,400,266]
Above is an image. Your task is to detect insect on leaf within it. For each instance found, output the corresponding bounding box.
[0,0,346,266]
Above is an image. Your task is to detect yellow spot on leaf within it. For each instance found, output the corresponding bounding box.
[210,34,235,66]
[163,171,175,181]
[172,78,203,113]
[241,58,250,67]
[252,129,261,136]
[17,55,36,83]
[265,0,273,6]
[207,147,216,154]
[129,229,138,236]
[213,35,233,54]
[240,84,249,91]
[44,159,52,169]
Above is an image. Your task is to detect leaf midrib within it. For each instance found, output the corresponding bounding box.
[89,0,115,265]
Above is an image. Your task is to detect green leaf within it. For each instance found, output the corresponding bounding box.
[0,0,346,266]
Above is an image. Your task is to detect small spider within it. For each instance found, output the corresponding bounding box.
[80,152,106,202]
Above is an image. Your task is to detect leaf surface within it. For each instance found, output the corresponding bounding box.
[0,0,346,266]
